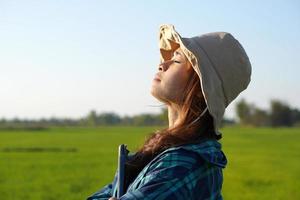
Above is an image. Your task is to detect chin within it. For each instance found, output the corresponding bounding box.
[150,90,169,104]
[150,88,159,99]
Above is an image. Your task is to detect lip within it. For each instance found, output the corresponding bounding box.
[153,76,161,82]
[153,77,161,81]
[153,74,161,81]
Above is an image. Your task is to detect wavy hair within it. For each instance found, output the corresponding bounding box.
[124,68,222,189]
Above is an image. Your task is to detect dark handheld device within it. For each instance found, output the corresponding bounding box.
[117,144,129,198]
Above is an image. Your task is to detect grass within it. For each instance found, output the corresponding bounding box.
[0,126,299,199]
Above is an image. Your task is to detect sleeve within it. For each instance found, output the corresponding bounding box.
[118,150,199,200]
[86,170,118,200]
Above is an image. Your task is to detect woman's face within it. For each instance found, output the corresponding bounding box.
[150,47,193,105]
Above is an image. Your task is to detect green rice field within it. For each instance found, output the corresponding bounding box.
[0,126,299,200]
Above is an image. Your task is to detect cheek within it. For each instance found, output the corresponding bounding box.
[164,69,189,93]
[150,65,192,103]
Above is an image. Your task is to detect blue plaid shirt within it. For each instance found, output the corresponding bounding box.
[87,139,227,200]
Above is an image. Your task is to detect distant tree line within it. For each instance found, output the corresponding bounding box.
[0,107,235,130]
[236,99,300,127]
[0,108,169,130]
[83,109,168,126]
[1,99,299,130]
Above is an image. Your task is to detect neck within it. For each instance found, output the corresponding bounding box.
[167,104,182,128]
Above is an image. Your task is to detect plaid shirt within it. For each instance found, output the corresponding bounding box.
[87,139,227,200]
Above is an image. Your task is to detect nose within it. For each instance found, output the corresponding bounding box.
[158,63,163,71]
[158,60,172,71]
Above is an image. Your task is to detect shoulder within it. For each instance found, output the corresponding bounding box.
[142,140,224,181]
[145,145,202,178]
[125,143,224,199]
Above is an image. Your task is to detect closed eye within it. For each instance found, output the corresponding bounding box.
[173,60,181,64]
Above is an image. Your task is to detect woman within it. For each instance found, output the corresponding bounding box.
[87,24,251,200]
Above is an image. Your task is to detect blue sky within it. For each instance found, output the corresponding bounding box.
[0,0,299,120]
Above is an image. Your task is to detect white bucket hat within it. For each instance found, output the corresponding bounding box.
[158,24,252,135]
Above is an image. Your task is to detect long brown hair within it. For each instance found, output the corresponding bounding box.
[124,68,222,188]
